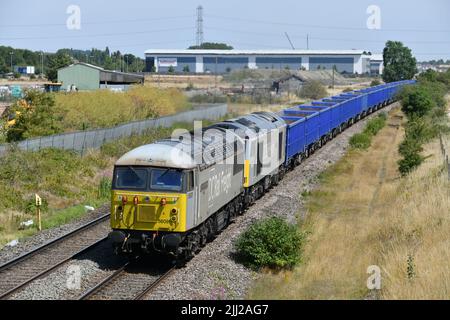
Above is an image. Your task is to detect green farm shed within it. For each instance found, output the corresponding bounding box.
[57,62,144,91]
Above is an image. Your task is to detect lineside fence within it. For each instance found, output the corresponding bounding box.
[0,103,227,156]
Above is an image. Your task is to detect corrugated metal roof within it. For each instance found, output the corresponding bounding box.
[144,49,366,56]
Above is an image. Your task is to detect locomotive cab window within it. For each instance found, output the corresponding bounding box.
[150,168,183,192]
[114,167,147,190]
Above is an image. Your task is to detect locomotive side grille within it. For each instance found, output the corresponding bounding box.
[137,205,157,222]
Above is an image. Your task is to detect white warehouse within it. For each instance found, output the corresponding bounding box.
[144,49,383,75]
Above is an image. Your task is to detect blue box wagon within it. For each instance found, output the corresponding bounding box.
[280,80,415,167]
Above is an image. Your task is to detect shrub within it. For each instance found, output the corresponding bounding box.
[349,132,371,149]
[6,89,62,142]
[350,114,387,150]
[370,79,381,87]
[235,217,306,269]
[365,113,387,136]
[299,80,328,100]
[186,82,194,91]
[398,152,424,176]
[400,86,436,118]
[398,137,423,158]
[342,87,353,93]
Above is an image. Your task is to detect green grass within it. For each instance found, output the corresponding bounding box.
[349,113,387,150]
[0,120,206,246]
[41,202,105,230]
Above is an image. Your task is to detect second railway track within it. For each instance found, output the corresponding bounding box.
[0,213,110,299]
[79,257,174,300]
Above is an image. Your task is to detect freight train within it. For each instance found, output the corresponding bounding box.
[108,80,415,263]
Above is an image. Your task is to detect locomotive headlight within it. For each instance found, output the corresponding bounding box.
[133,195,139,205]
[161,198,167,205]
[170,208,178,223]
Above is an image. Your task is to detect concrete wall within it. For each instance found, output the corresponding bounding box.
[0,104,228,156]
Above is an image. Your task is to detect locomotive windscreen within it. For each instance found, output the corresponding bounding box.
[113,166,184,192]
[150,169,183,192]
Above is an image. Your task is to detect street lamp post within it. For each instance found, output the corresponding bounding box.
[10,52,13,73]
[40,52,44,78]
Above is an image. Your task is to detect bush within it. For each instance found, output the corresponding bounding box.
[370,79,381,87]
[365,113,387,136]
[299,80,328,100]
[342,87,353,93]
[235,217,305,269]
[400,86,436,118]
[349,132,371,149]
[398,152,424,176]
[349,114,387,149]
[398,137,423,157]
[6,89,62,142]
[403,117,436,144]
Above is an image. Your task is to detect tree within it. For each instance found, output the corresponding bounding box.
[182,65,190,73]
[6,90,62,142]
[382,41,417,83]
[400,85,435,118]
[46,52,72,82]
[188,42,233,50]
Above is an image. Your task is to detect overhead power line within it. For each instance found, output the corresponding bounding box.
[205,14,450,33]
[0,15,195,28]
[205,26,450,44]
[0,27,194,41]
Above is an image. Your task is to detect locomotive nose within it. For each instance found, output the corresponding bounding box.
[109,230,127,244]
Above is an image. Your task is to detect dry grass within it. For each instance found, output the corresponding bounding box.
[53,86,189,131]
[249,107,450,299]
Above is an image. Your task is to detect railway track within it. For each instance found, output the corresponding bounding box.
[0,213,110,299]
[78,257,174,300]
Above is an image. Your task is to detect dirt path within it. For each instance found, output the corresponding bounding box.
[368,112,403,214]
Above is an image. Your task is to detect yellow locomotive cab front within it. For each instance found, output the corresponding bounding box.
[108,165,194,255]
[110,190,187,233]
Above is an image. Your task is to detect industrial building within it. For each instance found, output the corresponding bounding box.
[57,62,144,91]
[369,54,384,75]
[144,49,383,74]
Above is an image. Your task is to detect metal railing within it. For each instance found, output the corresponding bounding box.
[0,103,227,156]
